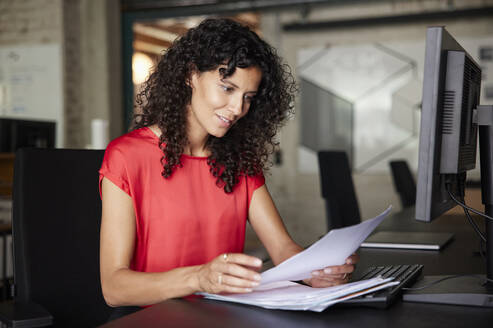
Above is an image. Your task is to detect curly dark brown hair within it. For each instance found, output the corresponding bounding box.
[133,18,296,193]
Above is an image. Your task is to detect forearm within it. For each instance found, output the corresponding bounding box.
[102,265,201,307]
[270,240,304,266]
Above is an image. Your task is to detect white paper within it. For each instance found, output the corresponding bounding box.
[260,206,392,285]
[201,277,399,312]
[199,206,393,312]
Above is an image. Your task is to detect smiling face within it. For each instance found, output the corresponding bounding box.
[187,66,262,140]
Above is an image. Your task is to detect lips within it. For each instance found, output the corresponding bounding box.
[216,114,233,127]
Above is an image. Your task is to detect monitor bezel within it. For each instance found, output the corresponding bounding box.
[416,26,477,222]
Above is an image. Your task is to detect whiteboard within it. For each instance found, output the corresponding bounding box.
[0,44,64,147]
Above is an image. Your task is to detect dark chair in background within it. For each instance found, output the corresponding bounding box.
[389,160,416,208]
[0,148,110,327]
[317,151,361,231]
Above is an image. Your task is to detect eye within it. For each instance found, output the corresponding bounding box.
[220,85,234,92]
[244,95,255,102]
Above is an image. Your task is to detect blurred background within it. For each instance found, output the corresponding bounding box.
[1,0,493,276]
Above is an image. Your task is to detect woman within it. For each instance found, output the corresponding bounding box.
[99,18,357,313]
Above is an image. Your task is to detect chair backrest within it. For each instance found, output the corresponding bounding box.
[389,160,416,208]
[317,151,361,231]
[12,148,110,327]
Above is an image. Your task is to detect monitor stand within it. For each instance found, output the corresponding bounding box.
[404,105,493,307]
[403,275,493,307]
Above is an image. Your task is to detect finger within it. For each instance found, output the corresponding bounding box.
[221,263,262,282]
[221,253,262,268]
[222,274,260,288]
[243,265,262,273]
[309,278,346,288]
[312,272,349,281]
[311,267,351,278]
[346,253,359,265]
[321,264,355,275]
[316,273,346,280]
[220,285,253,294]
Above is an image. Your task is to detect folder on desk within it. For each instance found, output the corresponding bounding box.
[361,231,454,250]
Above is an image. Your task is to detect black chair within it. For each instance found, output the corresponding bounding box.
[0,148,111,327]
[389,160,416,208]
[317,151,361,231]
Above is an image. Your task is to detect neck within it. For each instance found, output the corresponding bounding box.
[184,139,209,157]
[185,114,209,157]
[148,124,208,157]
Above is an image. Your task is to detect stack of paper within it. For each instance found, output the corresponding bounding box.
[202,277,398,312]
[200,206,393,312]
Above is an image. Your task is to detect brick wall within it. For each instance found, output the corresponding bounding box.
[62,0,84,148]
[0,0,98,148]
[1,0,123,148]
[0,0,62,44]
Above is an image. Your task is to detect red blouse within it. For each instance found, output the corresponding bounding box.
[99,127,265,273]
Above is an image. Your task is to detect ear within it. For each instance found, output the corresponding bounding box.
[186,71,198,89]
[186,64,198,88]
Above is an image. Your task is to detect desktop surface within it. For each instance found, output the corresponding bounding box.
[101,297,492,328]
[100,208,493,328]
[356,207,485,276]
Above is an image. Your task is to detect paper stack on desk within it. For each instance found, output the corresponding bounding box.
[202,277,398,312]
[200,206,396,312]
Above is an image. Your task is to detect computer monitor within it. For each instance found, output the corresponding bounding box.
[0,118,56,152]
[412,26,493,307]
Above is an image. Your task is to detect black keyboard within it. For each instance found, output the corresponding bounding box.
[339,264,424,309]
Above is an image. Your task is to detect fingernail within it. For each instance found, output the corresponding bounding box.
[312,271,320,276]
[251,281,259,287]
[346,259,352,264]
[324,268,332,274]
[255,259,262,266]
[254,274,261,281]
[245,288,252,292]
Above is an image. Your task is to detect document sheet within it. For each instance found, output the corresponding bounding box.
[200,206,393,312]
[260,206,392,285]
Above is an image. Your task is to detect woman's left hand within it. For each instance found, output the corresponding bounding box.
[304,253,359,288]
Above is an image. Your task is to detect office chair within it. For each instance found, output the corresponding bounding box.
[2,148,111,327]
[389,160,416,208]
[317,151,361,231]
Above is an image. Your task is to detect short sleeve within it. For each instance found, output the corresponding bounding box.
[99,141,131,197]
[250,173,265,191]
[246,172,265,209]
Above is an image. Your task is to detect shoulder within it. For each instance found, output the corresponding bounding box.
[244,172,265,190]
[102,127,160,167]
[106,127,157,155]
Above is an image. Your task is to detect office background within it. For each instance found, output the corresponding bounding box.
[0,0,492,271]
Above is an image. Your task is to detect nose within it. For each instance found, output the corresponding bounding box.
[228,95,244,116]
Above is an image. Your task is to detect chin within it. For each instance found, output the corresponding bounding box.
[206,119,236,137]
[209,131,227,138]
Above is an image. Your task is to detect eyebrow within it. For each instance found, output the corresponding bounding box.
[221,78,257,94]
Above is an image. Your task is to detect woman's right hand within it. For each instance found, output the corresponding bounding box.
[195,253,263,294]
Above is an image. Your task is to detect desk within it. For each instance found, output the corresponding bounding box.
[357,207,486,276]
[101,208,493,327]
